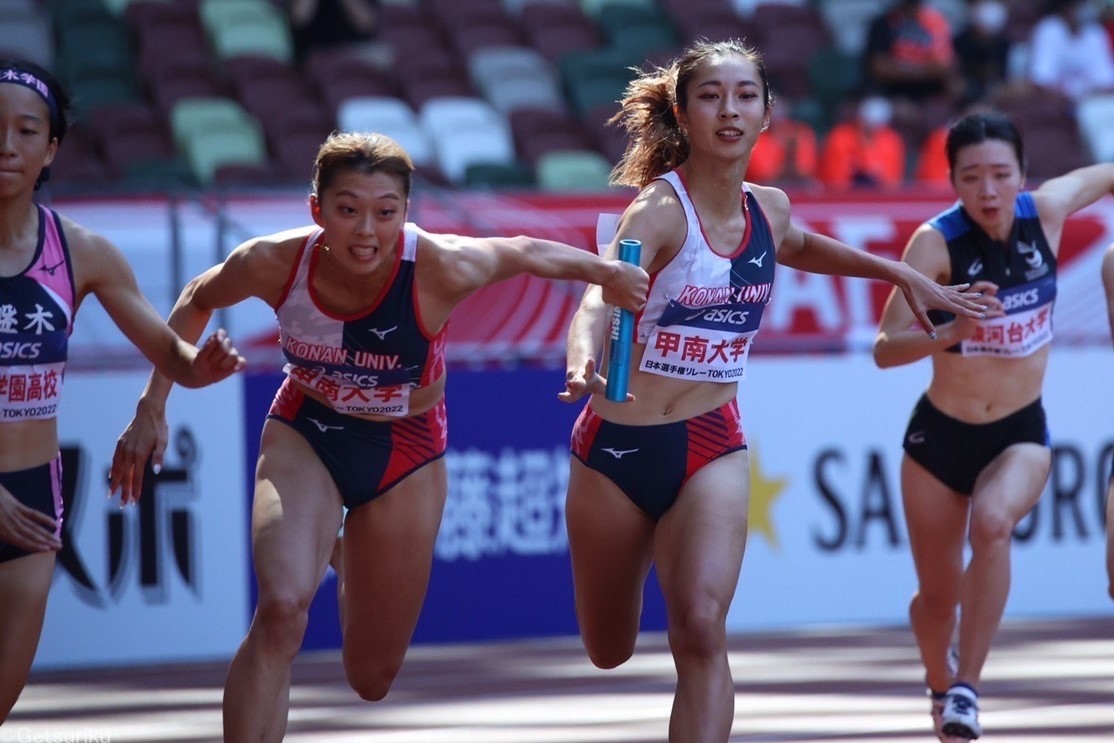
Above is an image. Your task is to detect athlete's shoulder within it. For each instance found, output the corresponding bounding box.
[244,225,316,253]
[746,182,790,234]
[634,177,684,211]
[926,202,968,242]
[746,180,789,208]
[220,226,315,298]
[51,212,133,290]
[234,225,314,266]
[619,179,687,248]
[52,210,112,255]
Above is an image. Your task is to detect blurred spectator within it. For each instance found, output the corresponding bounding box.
[1100,0,1114,56]
[952,0,1012,103]
[818,93,906,189]
[863,0,961,103]
[746,101,818,187]
[288,0,390,67]
[1027,0,1114,101]
[914,100,993,188]
[914,123,950,187]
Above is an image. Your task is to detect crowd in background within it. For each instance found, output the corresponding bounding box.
[3,0,1114,192]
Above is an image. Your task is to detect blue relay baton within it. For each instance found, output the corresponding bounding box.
[605,239,642,402]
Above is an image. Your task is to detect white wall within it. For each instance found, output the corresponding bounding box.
[34,372,248,669]
[731,349,1113,631]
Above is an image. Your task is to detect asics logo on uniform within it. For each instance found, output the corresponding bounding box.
[368,326,398,340]
[748,251,767,268]
[602,447,639,459]
[967,258,983,276]
[906,430,926,445]
[307,417,344,433]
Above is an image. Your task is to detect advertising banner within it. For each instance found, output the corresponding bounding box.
[730,349,1114,631]
[34,373,249,669]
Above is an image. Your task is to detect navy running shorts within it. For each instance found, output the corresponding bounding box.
[571,399,747,519]
[267,379,447,510]
[0,455,63,564]
[902,394,1049,496]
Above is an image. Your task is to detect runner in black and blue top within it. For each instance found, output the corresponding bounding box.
[875,111,1114,741]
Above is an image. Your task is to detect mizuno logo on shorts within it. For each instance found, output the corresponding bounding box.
[308,418,345,433]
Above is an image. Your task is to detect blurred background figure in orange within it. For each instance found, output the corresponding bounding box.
[745,97,819,188]
[819,92,906,189]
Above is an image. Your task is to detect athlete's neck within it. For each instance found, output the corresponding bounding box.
[678,156,748,222]
[0,198,39,255]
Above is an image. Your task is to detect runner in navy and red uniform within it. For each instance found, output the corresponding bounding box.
[109,131,648,742]
[0,59,244,723]
[268,221,449,508]
[558,39,987,743]
[875,111,1114,740]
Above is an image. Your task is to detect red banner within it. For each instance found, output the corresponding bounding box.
[408,189,1114,359]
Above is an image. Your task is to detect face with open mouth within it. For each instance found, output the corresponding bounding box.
[311,168,408,275]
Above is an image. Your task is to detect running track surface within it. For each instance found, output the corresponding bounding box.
[8,617,1112,742]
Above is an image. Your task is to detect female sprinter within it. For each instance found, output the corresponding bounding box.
[0,59,244,722]
[109,131,648,742]
[557,39,988,743]
[874,111,1114,740]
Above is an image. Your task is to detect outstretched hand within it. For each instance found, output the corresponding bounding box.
[0,483,60,553]
[948,280,1004,340]
[184,329,246,388]
[601,262,649,314]
[558,358,634,403]
[109,403,169,506]
[900,269,991,337]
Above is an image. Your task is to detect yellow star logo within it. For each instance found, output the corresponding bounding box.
[748,443,787,549]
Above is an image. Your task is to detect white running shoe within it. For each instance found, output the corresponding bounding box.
[941,684,982,739]
[927,646,960,740]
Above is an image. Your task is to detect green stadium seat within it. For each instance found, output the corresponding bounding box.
[535,149,613,192]
[209,14,294,63]
[169,97,259,151]
[464,161,537,190]
[184,124,268,185]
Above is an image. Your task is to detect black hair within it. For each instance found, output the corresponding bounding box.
[944,111,1025,174]
[0,58,71,143]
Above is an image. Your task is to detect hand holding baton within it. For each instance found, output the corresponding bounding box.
[605,239,642,402]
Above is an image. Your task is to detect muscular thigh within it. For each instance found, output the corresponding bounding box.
[566,460,656,595]
[340,459,447,653]
[901,455,969,586]
[253,420,345,601]
[0,551,54,613]
[0,552,55,665]
[343,458,447,582]
[654,450,749,612]
[971,443,1051,526]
